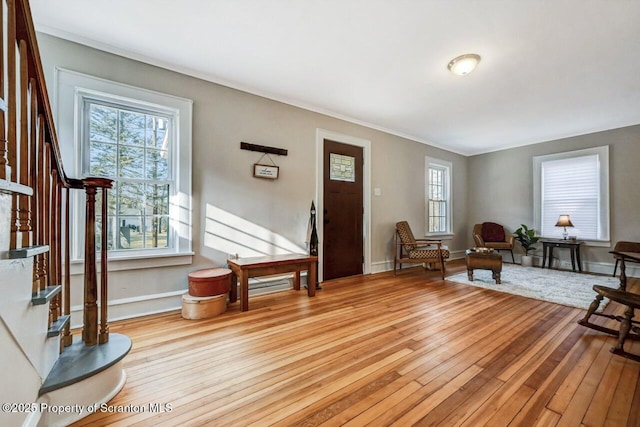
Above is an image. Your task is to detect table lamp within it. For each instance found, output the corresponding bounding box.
[555,214,574,240]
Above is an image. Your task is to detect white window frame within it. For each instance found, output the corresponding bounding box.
[533,146,610,246]
[425,156,453,238]
[55,68,193,272]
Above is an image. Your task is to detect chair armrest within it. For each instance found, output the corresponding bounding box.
[415,239,442,245]
[613,242,640,253]
[611,251,640,263]
[506,235,515,246]
[473,233,485,247]
[414,240,443,251]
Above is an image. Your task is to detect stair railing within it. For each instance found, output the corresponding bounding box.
[2,0,112,347]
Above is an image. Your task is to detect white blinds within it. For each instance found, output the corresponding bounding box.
[541,154,599,239]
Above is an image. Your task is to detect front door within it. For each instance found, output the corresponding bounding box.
[323,140,363,281]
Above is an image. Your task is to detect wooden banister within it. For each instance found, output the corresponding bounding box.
[0,0,6,181]
[2,0,113,349]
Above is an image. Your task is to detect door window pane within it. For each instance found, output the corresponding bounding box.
[330,153,356,182]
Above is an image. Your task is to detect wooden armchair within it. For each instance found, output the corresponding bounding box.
[394,221,450,278]
[473,223,515,263]
[579,251,640,361]
[611,241,640,277]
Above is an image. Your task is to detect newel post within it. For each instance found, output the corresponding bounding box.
[82,184,98,345]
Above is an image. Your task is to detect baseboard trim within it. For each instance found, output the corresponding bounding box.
[69,275,301,327]
[373,253,631,278]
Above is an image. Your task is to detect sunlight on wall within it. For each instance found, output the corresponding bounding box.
[204,204,306,257]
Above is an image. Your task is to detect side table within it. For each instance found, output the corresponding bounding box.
[541,239,583,272]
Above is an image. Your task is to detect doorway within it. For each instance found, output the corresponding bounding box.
[323,140,363,280]
[315,129,371,282]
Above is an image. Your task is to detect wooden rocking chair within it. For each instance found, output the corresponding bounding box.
[394,221,450,278]
[578,251,640,361]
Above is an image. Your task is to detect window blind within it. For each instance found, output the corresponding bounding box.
[541,154,599,239]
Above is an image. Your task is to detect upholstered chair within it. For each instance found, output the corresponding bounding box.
[472,222,515,263]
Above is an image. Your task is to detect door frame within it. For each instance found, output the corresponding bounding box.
[315,128,371,282]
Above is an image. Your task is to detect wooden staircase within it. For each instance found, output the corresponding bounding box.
[0,1,131,425]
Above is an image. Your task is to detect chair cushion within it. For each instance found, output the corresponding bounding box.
[484,241,512,250]
[396,221,417,251]
[409,247,451,259]
[482,222,505,242]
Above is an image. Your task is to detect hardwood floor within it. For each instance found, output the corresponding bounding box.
[72,261,640,426]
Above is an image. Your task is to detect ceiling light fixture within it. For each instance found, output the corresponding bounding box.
[447,53,481,76]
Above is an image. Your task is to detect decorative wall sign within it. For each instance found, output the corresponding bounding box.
[329,153,355,182]
[253,163,279,179]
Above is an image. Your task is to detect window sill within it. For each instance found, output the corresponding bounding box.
[69,252,195,275]
[425,233,454,240]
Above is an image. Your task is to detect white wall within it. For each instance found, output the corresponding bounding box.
[37,33,468,321]
[0,318,42,427]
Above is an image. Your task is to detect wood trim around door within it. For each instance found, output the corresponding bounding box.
[315,128,371,282]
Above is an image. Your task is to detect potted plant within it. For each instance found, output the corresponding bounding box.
[514,224,539,266]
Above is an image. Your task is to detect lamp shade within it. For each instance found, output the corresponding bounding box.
[555,215,574,227]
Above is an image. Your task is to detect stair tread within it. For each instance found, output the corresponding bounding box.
[0,179,33,196]
[39,333,131,396]
[47,315,70,337]
[8,244,49,259]
[32,285,61,305]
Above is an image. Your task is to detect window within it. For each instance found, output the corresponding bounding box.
[55,68,193,266]
[425,157,452,236]
[85,100,171,251]
[533,146,609,243]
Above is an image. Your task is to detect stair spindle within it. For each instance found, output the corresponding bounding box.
[99,187,109,344]
[62,188,72,347]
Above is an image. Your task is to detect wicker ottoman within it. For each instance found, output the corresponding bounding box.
[465,249,502,284]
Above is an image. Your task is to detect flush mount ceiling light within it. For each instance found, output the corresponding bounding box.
[447,53,481,76]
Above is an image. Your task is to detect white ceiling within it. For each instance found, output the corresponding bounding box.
[31,0,640,155]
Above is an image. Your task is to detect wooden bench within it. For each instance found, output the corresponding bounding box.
[227,254,318,312]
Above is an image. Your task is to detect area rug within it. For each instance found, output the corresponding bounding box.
[446,264,620,310]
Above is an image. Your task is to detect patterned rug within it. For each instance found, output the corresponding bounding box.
[446,264,620,310]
